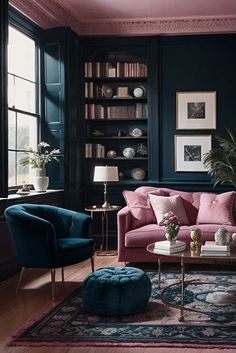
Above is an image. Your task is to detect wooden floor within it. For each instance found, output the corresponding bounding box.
[0,255,235,353]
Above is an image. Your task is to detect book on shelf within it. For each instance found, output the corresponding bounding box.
[84,61,147,78]
[154,240,186,254]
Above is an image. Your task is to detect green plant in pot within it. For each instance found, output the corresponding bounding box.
[203,129,236,188]
[20,141,60,192]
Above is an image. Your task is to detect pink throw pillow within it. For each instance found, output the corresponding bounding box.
[148,194,190,225]
[123,190,157,228]
[196,191,235,225]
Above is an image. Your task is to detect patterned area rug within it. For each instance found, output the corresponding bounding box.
[9,271,236,348]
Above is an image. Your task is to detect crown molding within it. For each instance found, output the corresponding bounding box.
[10,0,236,36]
[76,17,236,36]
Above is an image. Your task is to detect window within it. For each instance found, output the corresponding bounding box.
[8,25,40,187]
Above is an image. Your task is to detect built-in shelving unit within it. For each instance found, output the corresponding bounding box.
[84,56,149,183]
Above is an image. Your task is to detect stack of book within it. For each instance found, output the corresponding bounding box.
[200,241,230,256]
[154,240,186,254]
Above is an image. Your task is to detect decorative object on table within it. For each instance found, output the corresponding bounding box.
[107,150,117,158]
[214,227,231,245]
[93,165,119,208]
[19,141,61,192]
[200,240,230,256]
[102,84,113,98]
[130,127,143,137]
[203,129,236,189]
[131,168,145,180]
[176,91,216,130]
[232,233,236,242]
[122,147,135,158]
[133,85,146,98]
[137,143,148,156]
[16,181,31,195]
[154,240,186,254]
[162,211,180,243]
[190,227,202,250]
[175,134,212,172]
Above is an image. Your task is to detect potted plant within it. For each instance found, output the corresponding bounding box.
[203,129,236,188]
[20,141,60,192]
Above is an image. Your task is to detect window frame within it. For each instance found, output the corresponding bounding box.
[8,6,42,193]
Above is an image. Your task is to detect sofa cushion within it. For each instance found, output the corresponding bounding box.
[124,223,236,248]
[166,189,202,225]
[122,190,157,228]
[196,191,235,225]
[148,194,190,225]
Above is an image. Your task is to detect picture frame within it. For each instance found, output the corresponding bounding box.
[176,91,216,130]
[175,135,212,172]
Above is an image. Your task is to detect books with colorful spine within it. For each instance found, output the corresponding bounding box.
[154,240,186,254]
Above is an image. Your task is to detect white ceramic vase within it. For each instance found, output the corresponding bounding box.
[165,232,177,244]
[33,168,49,192]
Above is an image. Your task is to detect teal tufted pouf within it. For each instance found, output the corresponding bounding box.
[81,266,151,316]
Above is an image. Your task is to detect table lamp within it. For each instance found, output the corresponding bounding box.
[93,166,119,208]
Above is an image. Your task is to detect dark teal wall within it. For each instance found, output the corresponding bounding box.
[159,34,236,184]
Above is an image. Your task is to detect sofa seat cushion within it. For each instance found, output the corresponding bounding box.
[196,191,235,225]
[125,223,236,248]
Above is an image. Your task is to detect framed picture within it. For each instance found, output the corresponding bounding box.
[175,135,212,172]
[176,91,216,130]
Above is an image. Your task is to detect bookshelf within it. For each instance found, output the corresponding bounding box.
[84,57,149,183]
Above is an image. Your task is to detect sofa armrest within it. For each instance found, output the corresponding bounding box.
[117,206,132,259]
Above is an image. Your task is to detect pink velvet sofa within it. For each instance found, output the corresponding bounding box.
[117,186,236,263]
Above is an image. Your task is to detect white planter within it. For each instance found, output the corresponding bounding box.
[33,176,49,192]
[33,168,49,192]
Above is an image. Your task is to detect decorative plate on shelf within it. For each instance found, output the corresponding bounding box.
[130,128,143,137]
[102,85,113,98]
[133,85,146,98]
[122,147,135,158]
[131,168,146,180]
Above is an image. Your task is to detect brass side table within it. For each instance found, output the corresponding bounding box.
[85,205,121,256]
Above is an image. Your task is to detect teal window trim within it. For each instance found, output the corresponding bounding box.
[7,6,42,194]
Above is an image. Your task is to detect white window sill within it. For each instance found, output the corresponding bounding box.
[0,189,64,201]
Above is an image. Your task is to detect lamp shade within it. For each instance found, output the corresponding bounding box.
[93,166,119,182]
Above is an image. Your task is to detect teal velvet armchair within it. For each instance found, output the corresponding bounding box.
[4,204,95,299]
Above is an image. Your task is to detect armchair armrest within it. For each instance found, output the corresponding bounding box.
[117,206,132,257]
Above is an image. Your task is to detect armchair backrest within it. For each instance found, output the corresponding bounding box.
[4,204,92,268]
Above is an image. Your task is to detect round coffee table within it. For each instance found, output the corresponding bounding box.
[146,242,236,321]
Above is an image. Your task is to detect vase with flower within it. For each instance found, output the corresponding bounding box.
[162,211,180,243]
[19,141,60,192]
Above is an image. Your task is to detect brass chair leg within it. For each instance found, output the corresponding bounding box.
[16,267,25,293]
[91,256,94,272]
[51,268,56,300]
[61,267,64,282]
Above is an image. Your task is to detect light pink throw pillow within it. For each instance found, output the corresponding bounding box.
[148,194,190,225]
[123,190,162,228]
[196,191,235,225]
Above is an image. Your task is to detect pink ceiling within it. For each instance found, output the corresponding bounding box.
[10,0,236,35]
